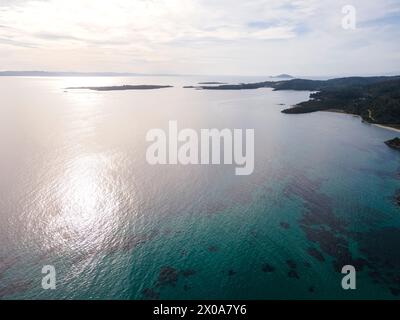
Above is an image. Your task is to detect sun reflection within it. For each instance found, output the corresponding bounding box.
[50,154,119,250]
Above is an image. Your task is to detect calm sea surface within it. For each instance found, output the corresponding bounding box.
[0,76,399,299]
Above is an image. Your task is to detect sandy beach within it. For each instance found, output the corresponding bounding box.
[323,110,400,134]
[372,124,400,133]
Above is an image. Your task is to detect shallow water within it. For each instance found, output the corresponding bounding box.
[0,76,399,299]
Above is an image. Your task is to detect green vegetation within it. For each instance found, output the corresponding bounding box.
[198,76,400,126]
[280,77,400,125]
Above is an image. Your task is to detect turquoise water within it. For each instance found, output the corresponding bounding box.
[0,76,399,299]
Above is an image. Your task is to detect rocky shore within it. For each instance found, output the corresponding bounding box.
[385,137,400,150]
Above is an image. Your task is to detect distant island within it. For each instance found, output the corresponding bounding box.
[198,82,227,85]
[66,85,173,91]
[271,74,294,79]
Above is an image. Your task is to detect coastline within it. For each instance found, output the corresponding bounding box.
[372,124,400,133]
[322,109,400,133]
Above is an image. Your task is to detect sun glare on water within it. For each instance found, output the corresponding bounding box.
[45,154,121,254]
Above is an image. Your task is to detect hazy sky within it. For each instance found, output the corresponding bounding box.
[0,0,399,76]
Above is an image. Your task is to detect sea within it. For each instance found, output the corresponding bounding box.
[0,75,399,299]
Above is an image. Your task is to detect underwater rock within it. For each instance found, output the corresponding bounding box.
[286,260,297,269]
[208,246,219,253]
[390,287,400,296]
[288,270,300,279]
[307,247,325,262]
[227,270,237,276]
[288,171,400,295]
[117,231,159,253]
[157,267,179,287]
[0,256,20,275]
[261,263,275,273]
[142,288,160,299]
[385,137,400,151]
[181,269,196,277]
[0,280,32,299]
[395,190,400,207]
[280,222,290,229]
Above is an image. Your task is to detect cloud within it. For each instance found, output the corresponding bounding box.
[0,36,37,48]
[0,0,399,75]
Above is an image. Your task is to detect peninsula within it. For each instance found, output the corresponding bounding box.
[195,76,400,128]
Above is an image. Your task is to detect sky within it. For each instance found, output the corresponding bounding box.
[0,0,399,76]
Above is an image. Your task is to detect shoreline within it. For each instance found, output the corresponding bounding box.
[322,109,400,134]
[372,124,400,133]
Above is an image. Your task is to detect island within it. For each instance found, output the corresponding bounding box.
[271,74,294,79]
[66,85,173,91]
[198,82,227,85]
[385,138,400,150]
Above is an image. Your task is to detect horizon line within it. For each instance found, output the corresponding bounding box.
[1,70,400,79]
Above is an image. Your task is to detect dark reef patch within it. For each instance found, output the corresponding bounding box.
[280,222,290,229]
[205,201,229,215]
[353,228,400,272]
[261,263,275,273]
[286,171,400,296]
[142,288,160,299]
[71,230,159,266]
[157,266,179,287]
[0,255,20,276]
[0,280,32,298]
[286,260,297,269]
[395,190,400,207]
[227,270,237,276]
[181,269,196,277]
[288,270,300,279]
[307,247,325,262]
[152,266,198,296]
[180,250,188,257]
[208,245,219,253]
[119,231,159,252]
[390,288,400,296]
